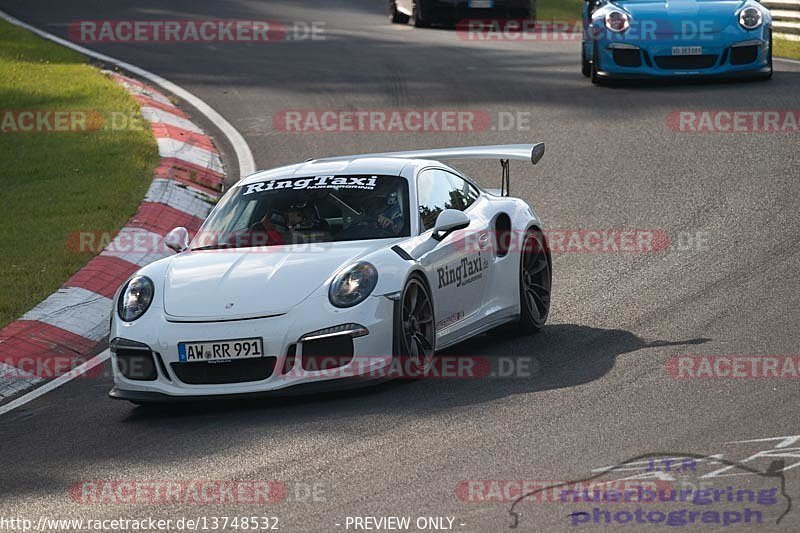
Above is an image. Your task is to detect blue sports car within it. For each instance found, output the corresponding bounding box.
[582,0,773,83]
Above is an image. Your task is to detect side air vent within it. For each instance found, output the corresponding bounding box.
[495,214,512,257]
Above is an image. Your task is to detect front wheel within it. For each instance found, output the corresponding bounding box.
[130,401,158,408]
[581,42,591,78]
[397,274,436,376]
[518,229,552,333]
[767,31,773,80]
[590,42,602,85]
[389,1,410,23]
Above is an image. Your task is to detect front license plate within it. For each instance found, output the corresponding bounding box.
[178,338,263,362]
[672,46,703,56]
[468,0,495,8]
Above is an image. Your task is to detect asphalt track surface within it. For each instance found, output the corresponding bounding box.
[1,1,800,531]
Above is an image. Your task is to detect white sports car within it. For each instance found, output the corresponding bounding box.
[109,144,552,403]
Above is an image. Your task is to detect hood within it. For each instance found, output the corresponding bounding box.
[613,0,745,34]
[162,242,384,320]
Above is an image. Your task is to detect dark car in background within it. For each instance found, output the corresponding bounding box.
[389,0,536,27]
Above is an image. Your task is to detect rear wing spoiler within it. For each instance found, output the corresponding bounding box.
[312,143,545,197]
[312,143,545,166]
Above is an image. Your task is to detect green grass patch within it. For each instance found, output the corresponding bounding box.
[0,20,158,328]
[537,0,583,21]
[774,37,800,61]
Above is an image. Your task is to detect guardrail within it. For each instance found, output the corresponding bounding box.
[764,0,800,40]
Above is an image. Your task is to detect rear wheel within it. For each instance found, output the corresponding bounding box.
[412,0,430,27]
[397,274,436,376]
[518,229,552,333]
[389,1,410,23]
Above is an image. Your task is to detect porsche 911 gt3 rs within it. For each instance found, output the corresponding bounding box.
[583,0,773,83]
[109,144,552,403]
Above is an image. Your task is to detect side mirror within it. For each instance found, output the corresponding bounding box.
[431,209,470,241]
[164,227,190,253]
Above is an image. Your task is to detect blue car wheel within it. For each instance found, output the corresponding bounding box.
[768,31,773,80]
[582,42,591,78]
[591,41,602,85]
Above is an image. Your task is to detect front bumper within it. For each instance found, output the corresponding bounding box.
[590,30,771,80]
[109,294,397,400]
[109,373,392,402]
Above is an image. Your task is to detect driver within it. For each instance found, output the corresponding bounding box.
[374,192,403,234]
[284,202,319,230]
[229,202,323,247]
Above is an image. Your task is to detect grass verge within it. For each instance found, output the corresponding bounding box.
[774,37,800,61]
[537,0,583,21]
[0,20,158,328]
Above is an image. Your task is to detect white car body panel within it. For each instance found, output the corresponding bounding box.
[162,243,387,320]
[109,145,547,400]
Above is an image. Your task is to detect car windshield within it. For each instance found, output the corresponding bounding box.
[191,175,410,249]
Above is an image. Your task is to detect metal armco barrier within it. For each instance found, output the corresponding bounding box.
[764,0,800,40]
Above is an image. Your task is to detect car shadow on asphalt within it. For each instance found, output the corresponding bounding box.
[120,323,710,421]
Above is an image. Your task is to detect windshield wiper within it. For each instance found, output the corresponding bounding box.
[328,192,361,216]
[190,243,234,251]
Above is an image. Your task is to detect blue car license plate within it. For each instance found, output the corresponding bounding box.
[672,46,703,56]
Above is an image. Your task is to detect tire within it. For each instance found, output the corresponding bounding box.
[767,31,773,80]
[389,1,410,24]
[129,401,157,407]
[396,274,436,377]
[412,0,430,28]
[582,42,592,78]
[518,229,552,334]
[590,42,602,85]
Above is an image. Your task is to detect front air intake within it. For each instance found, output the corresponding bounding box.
[730,45,758,65]
[111,339,158,381]
[171,358,277,384]
[301,335,355,371]
[613,49,642,68]
[654,55,718,70]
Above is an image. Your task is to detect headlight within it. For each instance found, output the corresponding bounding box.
[605,10,630,33]
[739,7,762,30]
[117,276,154,322]
[329,262,378,308]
